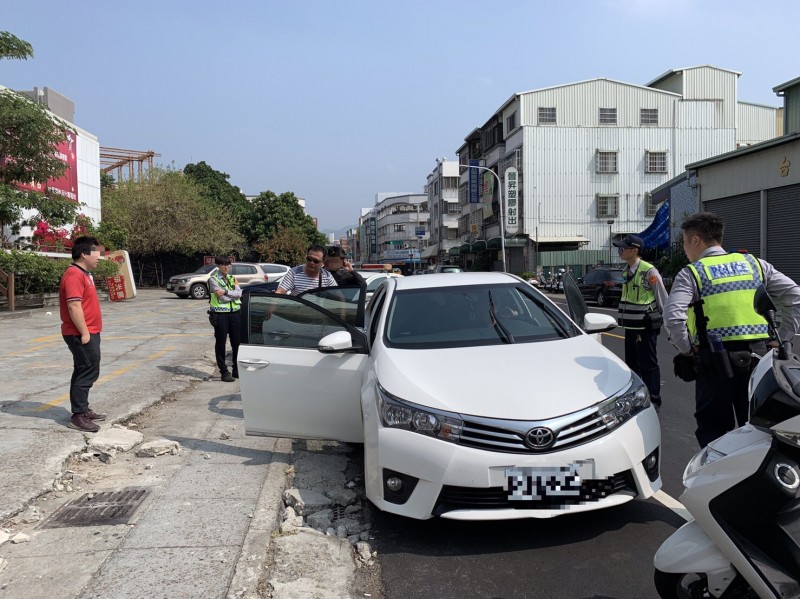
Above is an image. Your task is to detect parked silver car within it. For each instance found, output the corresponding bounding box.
[166,262,289,299]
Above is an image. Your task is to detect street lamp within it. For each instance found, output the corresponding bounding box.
[606,219,614,265]
[456,162,507,272]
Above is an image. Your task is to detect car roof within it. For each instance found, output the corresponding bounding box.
[392,271,520,290]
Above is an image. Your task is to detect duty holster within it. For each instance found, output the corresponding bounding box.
[207,309,217,327]
[643,311,663,331]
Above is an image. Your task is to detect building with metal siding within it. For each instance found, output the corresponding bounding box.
[687,131,800,283]
[737,102,784,146]
[453,66,780,274]
[774,76,800,135]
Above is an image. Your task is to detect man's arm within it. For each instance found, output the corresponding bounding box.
[645,267,669,312]
[663,268,697,354]
[67,300,91,344]
[208,275,226,299]
[276,269,295,295]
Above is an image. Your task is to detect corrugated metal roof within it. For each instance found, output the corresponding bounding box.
[773,76,800,94]
[645,65,742,88]
[687,132,800,169]
[515,77,681,99]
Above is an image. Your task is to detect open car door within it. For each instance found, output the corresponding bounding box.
[563,272,617,340]
[238,285,368,443]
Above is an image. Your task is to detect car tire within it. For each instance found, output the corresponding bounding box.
[596,289,607,307]
[653,569,709,599]
[190,284,208,300]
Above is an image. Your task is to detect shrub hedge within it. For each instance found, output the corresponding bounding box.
[0,251,119,295]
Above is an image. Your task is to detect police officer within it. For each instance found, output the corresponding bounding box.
[614,234,668,412]
[664,212,800,447]
[208,255,242,382]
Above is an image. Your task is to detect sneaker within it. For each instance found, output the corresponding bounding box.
[232,370,239,379]
[221,372,235,382]
[85,408,107,421]
[68,413,100,432]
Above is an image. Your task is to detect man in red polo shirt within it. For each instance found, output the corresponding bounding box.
[59,236,106,432]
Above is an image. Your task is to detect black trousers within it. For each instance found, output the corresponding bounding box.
[213,311,241,375]
[63,333,101,414]
[624,327,661,405]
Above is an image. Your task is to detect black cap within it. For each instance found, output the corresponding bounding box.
[214,255,231,265]
[612,234,645,250]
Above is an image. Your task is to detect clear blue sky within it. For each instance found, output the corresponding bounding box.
[3,0,799,232]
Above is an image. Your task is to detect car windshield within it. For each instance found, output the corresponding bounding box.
[385,283,573,349]
[194,264,217,274]
[608,270,624,282]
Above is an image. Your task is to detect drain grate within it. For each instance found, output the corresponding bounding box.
[330,505,348,520]
[41,487,151,528]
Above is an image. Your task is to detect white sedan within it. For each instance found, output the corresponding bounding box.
[238,272,661,520]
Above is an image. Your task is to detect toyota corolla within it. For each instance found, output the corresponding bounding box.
[238,272,661,520]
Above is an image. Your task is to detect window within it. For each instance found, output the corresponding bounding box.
[393,224,405,232]
[538,107,556,125]
[596,194,619,218]
[442,176,459,190]
[646,151,667,173]
[447,203,461,214]
[599,108,617,125]
[596,151,618,173]
[231,264,256,275]
[640,108,658,126]
[506,111,517,132]
[645,193,659,217]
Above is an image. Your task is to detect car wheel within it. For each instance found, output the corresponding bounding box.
[596,289,606,307]
[653,569,709,599]
[190,284,208,300]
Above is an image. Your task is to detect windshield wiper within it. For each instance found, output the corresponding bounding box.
[488,290,514,344]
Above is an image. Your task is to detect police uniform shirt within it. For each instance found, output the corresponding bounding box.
[625,258,669,311]
[664,246,800,354]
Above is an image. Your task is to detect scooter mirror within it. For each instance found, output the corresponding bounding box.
[754,285,777,318]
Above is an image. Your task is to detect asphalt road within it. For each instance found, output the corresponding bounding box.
[369,296,702,599]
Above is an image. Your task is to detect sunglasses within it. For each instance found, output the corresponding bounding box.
[306,256,322,264]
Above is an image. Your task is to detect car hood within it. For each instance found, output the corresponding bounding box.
[376,335,632,420]
[170,272,207,280]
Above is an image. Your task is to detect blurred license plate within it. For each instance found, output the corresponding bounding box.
[505,461,595,500]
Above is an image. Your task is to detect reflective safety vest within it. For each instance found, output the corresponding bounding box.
[686,253,768,344]
[617,260,659,330]
[209,273,241,312]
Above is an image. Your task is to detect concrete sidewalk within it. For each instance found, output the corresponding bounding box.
[0,377,291,599]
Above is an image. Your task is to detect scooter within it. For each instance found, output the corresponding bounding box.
[653,286,800,598]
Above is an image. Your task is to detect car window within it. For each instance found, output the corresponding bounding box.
[194,264,216,274]
[232,264,257,275]
[260,265,287,274]
[246,295,349,348]
[439,266,462,273]
[368,286,387,348]
[385,283,572,349]
[366,276,387,292]
[583,271,599,284]
[298,285,364,328]
[608,270,624,282]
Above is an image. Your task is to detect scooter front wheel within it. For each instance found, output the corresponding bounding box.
[653,569,709,598]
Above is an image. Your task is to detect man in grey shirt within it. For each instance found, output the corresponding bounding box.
[664,212,800,446]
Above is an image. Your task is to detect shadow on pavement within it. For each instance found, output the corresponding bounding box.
[164,435,284,465]
[0,400,72,424]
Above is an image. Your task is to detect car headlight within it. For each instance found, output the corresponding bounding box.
[597,374,651,429]
[683,445,726,481]
[376,384,463,443]
[177,278,190,283]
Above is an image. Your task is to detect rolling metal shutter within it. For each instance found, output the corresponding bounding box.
[704,192,761,257]
[766,184,800,284]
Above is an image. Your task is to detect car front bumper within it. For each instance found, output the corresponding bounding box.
[362,405,661,520]
[166,282,189,293]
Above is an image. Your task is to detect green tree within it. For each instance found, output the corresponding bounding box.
[240,190,325,248]
[253,225,309,265]
[183,161,248,225]
[101,167,244,256]
[0,31,77,245]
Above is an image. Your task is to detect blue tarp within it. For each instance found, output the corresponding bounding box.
[638,200,670,250]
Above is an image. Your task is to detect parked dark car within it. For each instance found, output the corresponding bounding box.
[576,268,624,307]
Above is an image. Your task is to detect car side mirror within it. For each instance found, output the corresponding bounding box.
[583,312,617,333]
[318,331,353,353]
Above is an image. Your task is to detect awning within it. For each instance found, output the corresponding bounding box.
[448,246,460,256]
[471,240,487,251]
[459,243,471,254]
[420,244,438,258]
[532,236,591,245]
[531,235,590,252]
[487,236,529,250]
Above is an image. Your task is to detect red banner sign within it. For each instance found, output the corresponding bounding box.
[106,275,127,302]
[15,130,79,203]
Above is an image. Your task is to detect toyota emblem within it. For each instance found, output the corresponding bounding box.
[525,427,555,449]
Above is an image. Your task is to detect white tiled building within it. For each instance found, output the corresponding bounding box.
[453,65,781,275]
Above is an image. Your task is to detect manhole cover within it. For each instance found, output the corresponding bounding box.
[41,487,151,528]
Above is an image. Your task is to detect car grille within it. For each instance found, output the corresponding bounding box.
[432,470,636,515]
[459,407,610,454]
